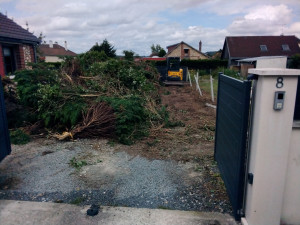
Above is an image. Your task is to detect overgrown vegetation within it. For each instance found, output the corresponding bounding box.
[153,59,227,69]
[10,129,30,145]
[7,45,164,144]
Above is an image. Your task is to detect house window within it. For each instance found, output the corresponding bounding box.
[2,46,16,75]
[282,44,290,51]
[184,48,189,58]
[260,45,268,52]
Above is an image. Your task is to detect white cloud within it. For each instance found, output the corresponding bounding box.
[228,4,295,36]
[2,1,299,55]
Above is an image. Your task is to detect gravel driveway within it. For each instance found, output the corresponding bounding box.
[0,138,231,213]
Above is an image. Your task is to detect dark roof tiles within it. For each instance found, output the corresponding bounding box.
[0,13,40,43]
[226,35,300,58]
[39,44,77,57]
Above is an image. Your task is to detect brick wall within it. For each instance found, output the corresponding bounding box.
[29,45,35,63]
[15,44,25,70]
[23,45,32,69]
[168,43,208,60]
[0,44,5,77]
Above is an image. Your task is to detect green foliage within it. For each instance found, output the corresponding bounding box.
[123,50,135,61]
[80,51,108,69]
[69,157,87,170]
[13,55,161,144]
[14,67,58,108]
[158,49,167,57]
[14,67,85,129]
[89,59,157,94]
[151,44,166,57]
[289,54,300,69]
[10,129,30,145]
[156,105,184,128]
[153,59,227,69]
[90,39,116,58]
[180,59,227,70]
[100,96,149,145]
[211,67,240,79]
[70,197,86,205]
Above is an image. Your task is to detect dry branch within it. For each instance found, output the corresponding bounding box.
[71,102,116,138]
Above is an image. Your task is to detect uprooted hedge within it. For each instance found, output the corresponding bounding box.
[10,51,165,144]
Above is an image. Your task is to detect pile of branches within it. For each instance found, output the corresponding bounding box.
[9,52,163,144]
[72,102,115,138]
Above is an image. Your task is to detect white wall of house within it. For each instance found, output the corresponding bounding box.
[256,57,287,68]
[45,56,63,63]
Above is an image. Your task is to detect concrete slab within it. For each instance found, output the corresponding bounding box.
[0,200,237,225]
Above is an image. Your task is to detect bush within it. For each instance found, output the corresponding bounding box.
[180,59,227,70]
[289,54,300,69]
[100,95,149,144]
[14,67,85,129]
[12,57,161,143]
[14,68,58,108]
[10,129,30,145]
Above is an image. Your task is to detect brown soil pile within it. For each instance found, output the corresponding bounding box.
[122,84,216,162]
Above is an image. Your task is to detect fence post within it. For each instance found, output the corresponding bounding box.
[195,71,203,96]
[210,69,214,102]
[187,69,192,87]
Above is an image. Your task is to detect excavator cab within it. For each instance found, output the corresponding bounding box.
[167,57,183,81]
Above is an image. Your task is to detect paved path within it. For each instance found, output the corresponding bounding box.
[0,200,237,225]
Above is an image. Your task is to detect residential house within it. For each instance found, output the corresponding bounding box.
[221,35,300,67]
[38,41,77,62]
[0,13,40,77]
[166,41,208,60]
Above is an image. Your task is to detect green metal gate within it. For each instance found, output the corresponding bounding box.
[214,73,251,220]
[0,78,11,162]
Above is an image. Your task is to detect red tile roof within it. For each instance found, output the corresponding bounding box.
[0,13,39,43]
[225,35,300,58]
[39,44,77,57]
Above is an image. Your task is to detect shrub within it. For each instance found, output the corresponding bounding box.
[180,59,227,70]
[14,68,58,108]
[100,95,149,144]
[289,54,300,69]
[10,129,30,145]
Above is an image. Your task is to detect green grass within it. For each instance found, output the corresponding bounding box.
[69,157,87,170]
[189,71,218,101]
[198,75,218,100]
[70,197,86,205]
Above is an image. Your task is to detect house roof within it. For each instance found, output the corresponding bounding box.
[166,41,207,57]
[0,13,40,43]
[223,35,300,58]
[39,44,77,57]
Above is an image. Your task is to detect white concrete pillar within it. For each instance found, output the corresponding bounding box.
[242,68,300,225]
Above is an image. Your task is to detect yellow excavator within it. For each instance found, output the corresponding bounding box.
[167,57,183,81]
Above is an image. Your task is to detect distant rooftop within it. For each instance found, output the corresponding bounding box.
[39,43,77,57]
[0,13,39,43]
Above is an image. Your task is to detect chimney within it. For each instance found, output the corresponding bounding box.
[64,41,68,51]
[199,40,202,52]
[49,40,53,48]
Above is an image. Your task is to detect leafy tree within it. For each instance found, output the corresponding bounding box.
[123,50,135,61]
[150,44,166,57]
[90,39,116,58]
[289,54,300,69]
[158,49,166,57]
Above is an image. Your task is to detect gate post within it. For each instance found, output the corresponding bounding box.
[242,68,300,225]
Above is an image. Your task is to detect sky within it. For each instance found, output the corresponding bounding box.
[0,0,300,56]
